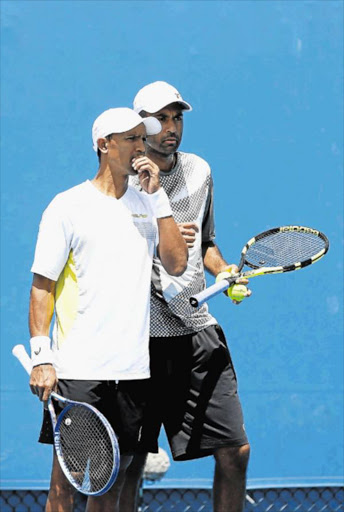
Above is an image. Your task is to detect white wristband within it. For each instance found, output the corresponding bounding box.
[30,336,54,367]
[145,188,172,219]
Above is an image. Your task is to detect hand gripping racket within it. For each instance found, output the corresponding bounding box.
[12,344,120,496]
[190,225,329,308]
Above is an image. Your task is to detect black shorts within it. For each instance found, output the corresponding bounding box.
[39,379,149,455]
[139,324,248,461]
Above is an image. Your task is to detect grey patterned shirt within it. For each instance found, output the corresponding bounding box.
[129,151,218,336]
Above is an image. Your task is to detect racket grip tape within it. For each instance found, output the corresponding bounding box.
[190,278,233,308]
[12,344,32,374]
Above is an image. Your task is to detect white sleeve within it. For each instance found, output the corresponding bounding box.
[31,197,72,281]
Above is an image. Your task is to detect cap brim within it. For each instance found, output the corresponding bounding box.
[135,100,193,114]
[177,100,192,112]
[142,117,162,135]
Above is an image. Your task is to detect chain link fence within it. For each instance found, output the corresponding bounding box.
[1,487,343,511]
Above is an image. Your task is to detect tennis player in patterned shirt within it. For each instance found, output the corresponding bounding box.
[121,82,251,512]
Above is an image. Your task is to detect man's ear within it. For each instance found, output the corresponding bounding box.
[97,138,108,154]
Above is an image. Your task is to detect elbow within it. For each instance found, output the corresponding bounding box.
[169,262,187,277]
[165,253,188,277]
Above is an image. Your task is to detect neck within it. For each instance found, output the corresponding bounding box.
[92,163,129,199]
[146,147,176,172]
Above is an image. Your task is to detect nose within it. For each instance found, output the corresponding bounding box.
[165,118,178,134]
[136,138,146,153]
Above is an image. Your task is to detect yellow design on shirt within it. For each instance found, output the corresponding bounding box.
[55,250,78,348]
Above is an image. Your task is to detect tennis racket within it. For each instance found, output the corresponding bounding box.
[12,344,120,496]
[190,225,329,308]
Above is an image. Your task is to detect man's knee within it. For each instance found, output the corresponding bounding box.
[214,444,250,475]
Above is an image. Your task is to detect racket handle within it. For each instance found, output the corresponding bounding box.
[12,344,32,374]
[190,279,233,308]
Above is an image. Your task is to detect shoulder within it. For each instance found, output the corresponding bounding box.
[176,152,212,188]
[178,151,211,172]
[42,182,88,217]
[178,152,212,175]
[55,181,89,201]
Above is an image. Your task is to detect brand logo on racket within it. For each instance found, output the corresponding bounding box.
[281,226,319,235]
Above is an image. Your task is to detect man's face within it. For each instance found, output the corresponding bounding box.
[106,124,147,174]
[144,103,184,156]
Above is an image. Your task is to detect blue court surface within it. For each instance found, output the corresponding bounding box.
[1,1,343,510]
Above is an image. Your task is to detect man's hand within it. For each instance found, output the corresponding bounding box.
[216,265,252,305]
[30,364,57,402]
[178,223,199,248]
[132,157,160,194]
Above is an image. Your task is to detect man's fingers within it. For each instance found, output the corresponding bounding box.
[42,388,53,402]
[232,288,252,305]
[183,223,199,231]
[138,170,150,183]
[232,289,252,301]
[180,232,196,247]
[30,384,45,401]
[30,384,38,396]
[183,238,195,248]
[223,264,240,275]
[132,157,148,169]
[178,223,199,247]
[181,231,196,238]
[132,156,149,164]
[133,157,159,175]
[235,277,249,285]
[178,222,199,232]
[30,365,57,402]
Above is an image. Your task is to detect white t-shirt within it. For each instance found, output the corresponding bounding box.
[31,180,158,380]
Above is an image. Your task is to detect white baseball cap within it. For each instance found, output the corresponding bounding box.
[92,107,161,152]
[133,81,192,114]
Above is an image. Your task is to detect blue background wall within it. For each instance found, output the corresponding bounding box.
[1,0,343,489]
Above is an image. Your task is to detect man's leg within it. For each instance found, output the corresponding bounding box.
[86,455,133,512]
[119,453,147,512]
[213,444,250,512]
[45,450,75,512]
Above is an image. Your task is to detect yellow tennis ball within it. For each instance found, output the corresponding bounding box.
[227,284,248,302]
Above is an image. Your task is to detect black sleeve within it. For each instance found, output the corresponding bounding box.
[202,175,216,242]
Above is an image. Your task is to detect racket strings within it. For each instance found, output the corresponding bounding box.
[57,405,115,493]
[245,231,326,268]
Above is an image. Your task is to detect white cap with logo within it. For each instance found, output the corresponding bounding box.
[133,81,192,114]
[92,107,161,152]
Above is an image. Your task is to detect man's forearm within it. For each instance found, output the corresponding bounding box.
[202,242,231,277]
[157,217,188,276]
[29,274,56,336]
[28,274,57,398]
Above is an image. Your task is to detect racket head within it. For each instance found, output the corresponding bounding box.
[241,225,329,271]
[54,402,120,496]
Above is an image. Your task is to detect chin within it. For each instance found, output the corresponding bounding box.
[161,146,177,155]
